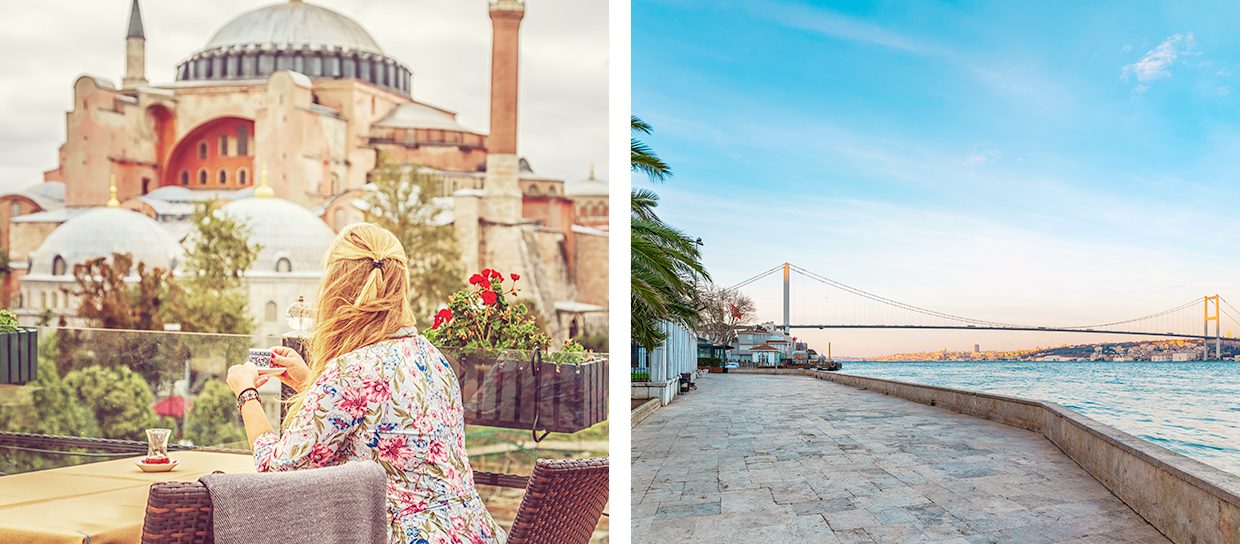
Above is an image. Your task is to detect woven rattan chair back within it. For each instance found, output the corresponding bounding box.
[506,457,609,544]
[141,481,215,544]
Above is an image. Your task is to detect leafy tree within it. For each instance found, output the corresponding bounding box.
[164,200,260,334]
[630,117,709,349]
[631,190,709,349]
[0,345,99,438]
[64,365,159,440]
[69,252,175,330]
[697,283,756,347]
[361,162,463,328]
[184,380,245,447]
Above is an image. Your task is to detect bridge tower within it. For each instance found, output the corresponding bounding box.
[783,262,791,334]
[1204,295,1221,360]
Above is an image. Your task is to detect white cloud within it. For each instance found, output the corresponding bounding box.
[1122,32,1196,91]
[963,149,1001,166]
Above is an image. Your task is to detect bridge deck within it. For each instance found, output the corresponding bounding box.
[632,373,1169,543]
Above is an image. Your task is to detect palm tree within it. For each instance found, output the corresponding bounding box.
[631,117,709,349]
[631,116,671,182]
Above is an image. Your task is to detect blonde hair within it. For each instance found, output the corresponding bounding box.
[285,223,415,422]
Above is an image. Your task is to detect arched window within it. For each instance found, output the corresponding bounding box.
[238,168,248,185]
[549,185,558,195]
[528,185,540,195]
[198,141,208,159]
[51,255,66,276]
[198,169,208,185]
[219,134,229,156]
[264,301,278,322]
[180,170,189,186]
[50,291,58,309]
[13,292,21,309]
[218,169,228,185]
[275,257,292,273]
[40,291,46,309]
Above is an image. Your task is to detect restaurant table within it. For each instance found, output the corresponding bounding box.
[0,451,255,544]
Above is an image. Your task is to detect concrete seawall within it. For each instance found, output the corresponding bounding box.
[788,369,1240,544]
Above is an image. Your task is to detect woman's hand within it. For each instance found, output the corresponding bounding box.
[226,362,260,395]
[270,346,311,392]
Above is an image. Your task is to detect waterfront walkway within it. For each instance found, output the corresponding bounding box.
[632,373,1169,543]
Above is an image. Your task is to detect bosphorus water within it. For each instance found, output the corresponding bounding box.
[841,361,1240,477]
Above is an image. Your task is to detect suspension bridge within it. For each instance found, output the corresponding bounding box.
[727,263,1240,358]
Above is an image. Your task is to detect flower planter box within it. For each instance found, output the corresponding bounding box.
[447,352,608,434]
[0,328,38,385]
[706,367,724,374]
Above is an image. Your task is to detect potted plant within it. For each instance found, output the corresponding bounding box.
[0,309,37,385]
[425,269,607,434]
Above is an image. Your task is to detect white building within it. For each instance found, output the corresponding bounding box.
[15,187,331,338]
[732,322,795,363]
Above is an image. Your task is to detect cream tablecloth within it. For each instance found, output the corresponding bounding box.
[0,451,254,544]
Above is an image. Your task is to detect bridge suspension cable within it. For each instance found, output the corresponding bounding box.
[787,264,1021,328]
[722,264,784,293]
[1058,298,1201,331]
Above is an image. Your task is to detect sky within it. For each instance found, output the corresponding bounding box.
[633,0,1240,356]
[0,0,608,193]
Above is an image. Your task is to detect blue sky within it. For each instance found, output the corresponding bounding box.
[633,0,1240,356]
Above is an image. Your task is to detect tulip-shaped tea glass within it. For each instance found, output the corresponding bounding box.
[146,428,172,461]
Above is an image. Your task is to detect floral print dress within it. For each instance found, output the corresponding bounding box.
[253,332,507,544]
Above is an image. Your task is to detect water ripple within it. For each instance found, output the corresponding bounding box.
[845,361,1240,476]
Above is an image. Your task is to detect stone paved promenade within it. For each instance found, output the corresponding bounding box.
[632,373,1169,543]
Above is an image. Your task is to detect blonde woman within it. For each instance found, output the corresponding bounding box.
[226,223,506,544]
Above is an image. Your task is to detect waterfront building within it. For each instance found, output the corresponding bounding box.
[748,344,783,366]
[0,0,607,339]
[732,321,796,363]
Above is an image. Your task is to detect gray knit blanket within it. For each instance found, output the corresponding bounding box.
[200,461,388,544]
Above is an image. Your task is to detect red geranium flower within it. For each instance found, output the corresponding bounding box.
[510,273,520,281]
[468,273,486,287]
[432,308,453,329]
[487,269,503,280]
[480,291,498,306]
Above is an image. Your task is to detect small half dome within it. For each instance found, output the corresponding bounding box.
[29,208,181,277]
[220,197,335,275]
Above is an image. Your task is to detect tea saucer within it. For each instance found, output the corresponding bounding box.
[136,458,179,473]
[256,367,287,375]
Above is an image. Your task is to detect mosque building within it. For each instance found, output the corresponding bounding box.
[0,0,608,339]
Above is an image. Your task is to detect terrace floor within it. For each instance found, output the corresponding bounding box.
[631,373,1169,543]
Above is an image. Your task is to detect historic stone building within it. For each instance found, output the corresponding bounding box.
[0,0,607,339]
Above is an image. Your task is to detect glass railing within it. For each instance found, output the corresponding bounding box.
[0,326,608,479]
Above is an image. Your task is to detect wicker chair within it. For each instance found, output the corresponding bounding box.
[506,458,609,544]
[141,458,609,544]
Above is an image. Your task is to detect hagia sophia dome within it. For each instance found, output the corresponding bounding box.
[27,208,181,279]
[219,196,336,275]
[175,0,410,95]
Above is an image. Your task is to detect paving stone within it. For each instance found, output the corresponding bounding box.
[632,374,1169,543]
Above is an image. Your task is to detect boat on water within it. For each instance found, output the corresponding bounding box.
[820,342,843,371]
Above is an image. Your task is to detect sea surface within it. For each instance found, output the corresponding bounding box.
[841,361,1240,477]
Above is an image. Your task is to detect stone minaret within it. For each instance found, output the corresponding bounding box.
[488,0,524,155]
[123,0,147,88]
[482,0,525,225]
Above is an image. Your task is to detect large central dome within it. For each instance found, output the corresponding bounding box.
[176,0,410,96]
[205,1,383,54]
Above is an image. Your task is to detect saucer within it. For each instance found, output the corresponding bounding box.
[136,458,179,473]
[256,367,287,375]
